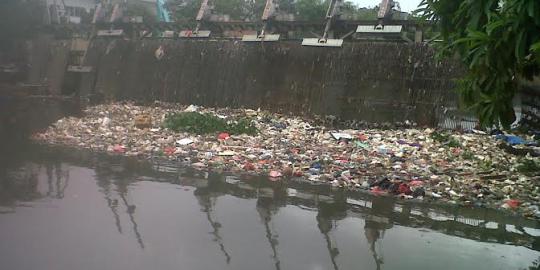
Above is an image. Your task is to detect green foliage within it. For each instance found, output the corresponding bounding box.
[125,2,157,23]
[168,0,384,22]
[430,131,462,147]
[430,131,448,142]
[294,0,379,20]
[446,138,461,148]
[295,0,327,20]
[168,0,267,21]
[351,7,378,20]
[163,112,258,135]
[478,159,493,171]
[415,0,540,128]
[516,158,540,176]
[167,0,200,21]
[216,0,257,20]
[462,150,474,160]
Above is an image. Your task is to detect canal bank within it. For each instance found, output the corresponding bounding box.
[32,102,540,220]
[0,142,539,270]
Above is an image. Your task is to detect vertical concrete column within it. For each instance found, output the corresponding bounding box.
[414,28,424,44]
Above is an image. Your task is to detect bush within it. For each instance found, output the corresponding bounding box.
[462,150,475,160]
[516,159,540,176]
[430,131,462,148]
[163,112,258,135]
[416,0,540,128]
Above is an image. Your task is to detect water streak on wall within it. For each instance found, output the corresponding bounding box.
[78,40,462,126]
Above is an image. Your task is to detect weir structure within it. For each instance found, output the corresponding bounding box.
[22,34,463,127]
[4,16,537,130]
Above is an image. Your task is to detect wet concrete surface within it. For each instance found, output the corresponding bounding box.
[79,40,461,126]
[0,143,539,270]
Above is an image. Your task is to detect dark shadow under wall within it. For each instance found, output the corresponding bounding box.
[0,94,80,140]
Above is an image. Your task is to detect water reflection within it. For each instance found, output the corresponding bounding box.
[1,145,539,270]
[194,185,232,264]
[317,197,346,270]
[0,160,69,212]
[94,160,146,249]
[256,186,286,270]
[363,197,394,270]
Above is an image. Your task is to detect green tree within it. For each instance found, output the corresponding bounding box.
[168,0,379,22]
[277,0,296,15]
[167,0,200,21]
[295,0,327,20]
[215,0,250,20]
[125,2,157,23]
[340,4,378,20]
[415,0,540,128]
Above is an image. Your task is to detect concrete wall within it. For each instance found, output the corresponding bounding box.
[522,77,540,129]
[79,40,462,126]
[0,35,77,139]
[26,34,71,95]
[6,37,464,127]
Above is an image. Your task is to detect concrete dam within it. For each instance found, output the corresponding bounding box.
[3,36,466,139]
[72,39,461,126]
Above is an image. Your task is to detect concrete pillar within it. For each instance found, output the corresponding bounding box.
[415,28,424,44]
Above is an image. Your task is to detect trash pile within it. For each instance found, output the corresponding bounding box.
[33,102,540,219]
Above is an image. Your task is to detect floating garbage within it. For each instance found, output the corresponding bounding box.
[134,115,152,129]
[331,132,353,141]
[269,171,282,178]
[33,102,540,219]
[218,133,230,140]
[243,162,256,171]
[163,146,176,156]
[184,104,199,112]
[176,138,194,146]
[218,150,236,156]
[503,199,521,209]
[112,145,126,153]
[495,134,535,146]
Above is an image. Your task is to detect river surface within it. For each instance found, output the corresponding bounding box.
[0,143,539,270]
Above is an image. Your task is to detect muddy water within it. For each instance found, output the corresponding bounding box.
[0,143,539,270]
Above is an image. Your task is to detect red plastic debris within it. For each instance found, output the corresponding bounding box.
[218,132,230,140]
[370,186,386,196]
[164,147,176,156]
[269,171,282,178]
[506,199,521,209]
[358,134,368,141]
[113,145,126,153]
[243,162,255,171]
[398,183,412,195]
[409,180,424,186]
